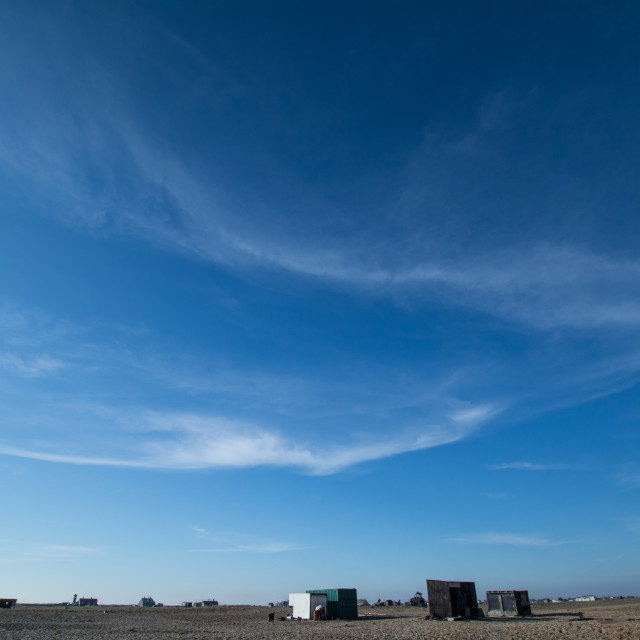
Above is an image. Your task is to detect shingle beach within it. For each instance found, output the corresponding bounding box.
[2,599,639,640]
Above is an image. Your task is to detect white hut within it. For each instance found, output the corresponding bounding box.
[289,592,328,619]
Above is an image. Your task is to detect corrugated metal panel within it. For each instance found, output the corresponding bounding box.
[306,588,358,619]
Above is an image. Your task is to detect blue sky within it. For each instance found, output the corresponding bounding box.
[1,0,639,604]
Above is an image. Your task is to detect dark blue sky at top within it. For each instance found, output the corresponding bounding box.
[6,1,640,254]
[0,0,637,392]
[1,1,638,419]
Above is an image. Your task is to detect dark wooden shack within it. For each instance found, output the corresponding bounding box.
[0,599,17,609]
[486,590,532,616]
[78,598,98,606]
[139,597,155,607]
[426,580,479,618]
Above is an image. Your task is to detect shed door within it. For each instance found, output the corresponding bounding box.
[449,587,462,616]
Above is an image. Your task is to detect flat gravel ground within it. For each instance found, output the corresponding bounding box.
[1,599,639,640]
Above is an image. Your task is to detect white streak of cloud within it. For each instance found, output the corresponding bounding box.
[22,544,105,559]
[0,539,105,561]
[446,533,562,547]
[0,405,498,475]
[489,461,569,471]
[0,353,67,378]
[190,542,302,554]
[449,405,500,425]
[0,445,151,468]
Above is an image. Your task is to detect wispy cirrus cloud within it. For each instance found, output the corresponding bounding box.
[446,533,564,547]
[0,299,505,475]
[449,405,498,425]
[0,353,67,378]
[0,539,105,563]
[0,299,114,381]
[188,527,302,553]
[22,544,105,559]
[0,299,498,421]
[190,542,303,554]
[0,300,76,351]
[2,31,640,336]
[488,461,571,471]
[0,405,498,475]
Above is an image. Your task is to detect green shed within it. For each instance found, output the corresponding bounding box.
[306,588,358,620]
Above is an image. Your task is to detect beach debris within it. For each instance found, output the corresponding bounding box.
[313,604,325,620]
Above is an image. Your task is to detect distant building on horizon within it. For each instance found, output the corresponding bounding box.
[78,598,98,606]
[139,597,155,607]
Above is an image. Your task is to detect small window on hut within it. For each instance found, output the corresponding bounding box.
[502,594,516,612]
[487,593,501,611]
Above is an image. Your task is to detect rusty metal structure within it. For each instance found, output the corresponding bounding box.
[486,590,532,616]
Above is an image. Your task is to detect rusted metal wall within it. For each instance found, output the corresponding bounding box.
[487,590,531,616]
